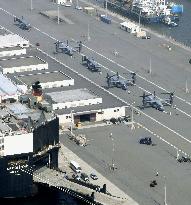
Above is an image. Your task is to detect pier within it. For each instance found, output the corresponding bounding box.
[33,167,134,205]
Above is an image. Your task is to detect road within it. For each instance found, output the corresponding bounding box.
[0,0,191,204]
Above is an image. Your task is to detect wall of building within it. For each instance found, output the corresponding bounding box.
[58,106,126,124]
[4,133,33,156]
[3,63,48,74]
[52,97,102,110]
[0,94,19,104]
[96,106,126,121]
[33,117,59,153]
[41,79,74,89]
[0,48,26,58]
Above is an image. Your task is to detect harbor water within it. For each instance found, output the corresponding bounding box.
[150,0,191,47]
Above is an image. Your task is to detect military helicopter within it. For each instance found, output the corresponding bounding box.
[106,72,136,90]
[82,55,101,72]
[14,16,31,31]
[54,41,77,56]
[140,91,174,111]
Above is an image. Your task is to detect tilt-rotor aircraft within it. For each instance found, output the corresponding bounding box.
[140,91,174,111]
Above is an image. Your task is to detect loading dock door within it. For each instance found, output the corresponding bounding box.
[74,113,96,123]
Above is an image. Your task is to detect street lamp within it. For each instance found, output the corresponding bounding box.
[164,176,167,205]
[138,9,141,30]
[70,110,74,136]
[185,79,189,93]
[105,0,108,17]
[131,102,135,130]
[109,133,116,171]
[57,4,60,25]
[30,0,33,11]
[87,22,91,41]
[149,56,152,74]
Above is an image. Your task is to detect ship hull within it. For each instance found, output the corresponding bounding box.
[0,117,60,198]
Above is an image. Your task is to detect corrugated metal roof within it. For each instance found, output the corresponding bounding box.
[6,103,31,115]
[47,88,100,103]
[0,34,29,48]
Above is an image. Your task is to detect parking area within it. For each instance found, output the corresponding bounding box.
[59,124,191,205]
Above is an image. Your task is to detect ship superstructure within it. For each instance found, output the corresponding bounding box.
[106,0,183,24]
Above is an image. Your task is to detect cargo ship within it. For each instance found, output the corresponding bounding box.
[105,0,183,24]
[0,77,60,198]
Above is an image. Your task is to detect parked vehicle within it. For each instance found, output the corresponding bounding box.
[139,137,152,145]
[81,172,89,182]
[90,172,98,180]
[70,161,82,173]
[72,173,81,180]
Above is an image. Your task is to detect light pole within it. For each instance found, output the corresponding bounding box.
[109,133,116,171]
[87,22,91,41]
[105,0,108,17]
[57,4,60,25]
[131,102,135,130]
[138,9,141,30]
[149,57,152,74]
[70,110,74,136]
[185,79,189,93]
[164,176,167,205]
[176,148,179,160]
[30,0,33,11]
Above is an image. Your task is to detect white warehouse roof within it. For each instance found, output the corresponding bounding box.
[47,88,100,103]
[0,34,29,48]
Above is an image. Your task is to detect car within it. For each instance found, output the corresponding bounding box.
[75,6,83,10]
[142,36,151,39]
[81,172,89,182]
[90,172,98,180]
[72,173,81,180]
[139,137,152,145]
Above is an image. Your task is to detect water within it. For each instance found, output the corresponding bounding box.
[149,0,191,47]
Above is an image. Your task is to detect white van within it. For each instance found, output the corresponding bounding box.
[70,160,82,173]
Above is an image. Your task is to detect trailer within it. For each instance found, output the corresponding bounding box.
[120,21,140,34]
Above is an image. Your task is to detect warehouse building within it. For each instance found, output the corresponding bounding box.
[0,56,48,74]
[44,88,126,125]
[15,70,74,89]
[0,34,29,48]
[0,47,26,58]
